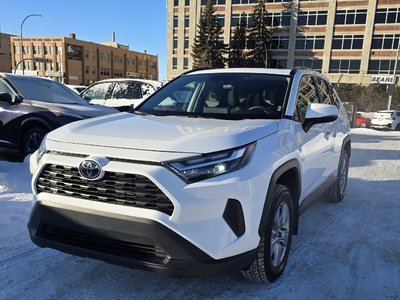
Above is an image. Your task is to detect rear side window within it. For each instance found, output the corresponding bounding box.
[112,82,141,99]
[83,82,113,100]
[294,76,319,123]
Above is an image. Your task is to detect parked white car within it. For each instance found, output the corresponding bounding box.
[28,68,351,283]
[80,78,161,111]
[371,110,400,130]
[65,84,87,94]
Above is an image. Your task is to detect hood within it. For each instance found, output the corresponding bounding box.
[30,100,119,117]
[48,113,278,153]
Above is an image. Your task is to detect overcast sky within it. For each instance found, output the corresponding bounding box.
[1,0,168,79]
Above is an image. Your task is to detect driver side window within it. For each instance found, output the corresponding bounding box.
[0,79,16,102]
[82,82,113,100]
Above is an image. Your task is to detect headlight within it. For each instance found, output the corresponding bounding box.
[165,142,256,183]
[36,134,47,164]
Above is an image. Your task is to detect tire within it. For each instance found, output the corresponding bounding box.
[359,122,367,128]
[326,151,349,203]
[395,124,400,131]
[21,127,48,156]
[241,184,294,283]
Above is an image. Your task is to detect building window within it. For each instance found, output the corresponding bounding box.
[57,62,63,72]
[183,57,189,70]
[92,66,96,74]
[368,60,400,74]
[57,46,62,55]
[201,0,225,4]
[184,37,189,49]
[185,0,190,6]
[332,35,363,50]
[114,55,123,64]
[232,0,257,4]
[174,0,179,6]
[335,9,367,25]
[231,13,254,27]
[185,15,190,28]
[375,8,400,24]
[172,57,178,69]
[217,14,225,27]
[298,10,327,26]
[173,37,178,49]
[371,34,400,49]
[150,62,157,69]
[100,52,110,62]
[100,68,110,76]
[173,16,178,28]
[49,46,53,55]
[85,65,89,74]
[270,59,287,68]
[271,35,289,50]
[329,59,361,74]
[85,50,89,58]
[14,46,19,54]
[114,70,123,77]
[268,11,291,27]
[44,46,48,55]
[294,59,322,72]
[295,35,325,50]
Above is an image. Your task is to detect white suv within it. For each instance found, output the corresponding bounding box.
[371,110,400,131]
[28,68,351,283]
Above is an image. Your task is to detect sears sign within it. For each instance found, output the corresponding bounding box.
[371,75,394,84]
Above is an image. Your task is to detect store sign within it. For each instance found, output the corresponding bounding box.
[66,44,82,60]
[371,75,394,84]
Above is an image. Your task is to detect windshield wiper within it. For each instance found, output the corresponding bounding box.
[133,111,153,116]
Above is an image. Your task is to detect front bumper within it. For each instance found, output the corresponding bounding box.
[28,202,256,277]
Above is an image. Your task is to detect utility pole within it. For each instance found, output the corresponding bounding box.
[388,38,400,110]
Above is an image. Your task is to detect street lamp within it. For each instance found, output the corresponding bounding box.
[20,13,41,75]
[14,57,50,74]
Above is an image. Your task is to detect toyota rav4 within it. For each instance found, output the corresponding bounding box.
[28,68,351,283]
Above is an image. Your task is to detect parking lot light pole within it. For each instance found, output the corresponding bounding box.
[388,39,400,110]
[20,14,41,75]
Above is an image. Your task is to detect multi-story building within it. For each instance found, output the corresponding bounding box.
[10,33,158,85]
[0,33,15,73]
[167,0,400,85]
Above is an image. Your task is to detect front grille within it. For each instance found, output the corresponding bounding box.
[37,225,169,264]
[36,164,174,215]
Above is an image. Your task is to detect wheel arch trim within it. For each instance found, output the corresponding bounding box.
[258,159,301,236]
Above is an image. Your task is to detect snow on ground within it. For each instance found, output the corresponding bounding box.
[0,128,399,299]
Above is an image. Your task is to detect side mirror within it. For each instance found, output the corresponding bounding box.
[0,92,13,104]
[303,103,338,132]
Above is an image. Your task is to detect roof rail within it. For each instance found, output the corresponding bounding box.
[180,67,210,76]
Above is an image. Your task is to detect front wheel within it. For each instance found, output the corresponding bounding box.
[359,122,367,128]
[21,127,47,156]
[327,151,349,203]
[241,184,294,283]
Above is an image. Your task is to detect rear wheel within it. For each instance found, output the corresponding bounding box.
[21,127,47,156]
[359,122,367,128]
[395,124,400,131]
[241,184,294,283]
[327,151,349,203]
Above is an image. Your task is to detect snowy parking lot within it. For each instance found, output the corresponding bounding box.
[0,128,399,299]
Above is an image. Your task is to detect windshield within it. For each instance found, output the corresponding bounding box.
[9,76,87,105]
[137,73,290,120]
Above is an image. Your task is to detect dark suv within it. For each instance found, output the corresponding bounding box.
[0,73,118,158]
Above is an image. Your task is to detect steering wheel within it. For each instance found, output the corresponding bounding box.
[248,106,267,111]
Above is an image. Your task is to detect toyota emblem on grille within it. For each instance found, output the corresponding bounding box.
[79,160,103,180]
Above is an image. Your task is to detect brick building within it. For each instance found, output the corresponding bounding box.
[10,33,158,85]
